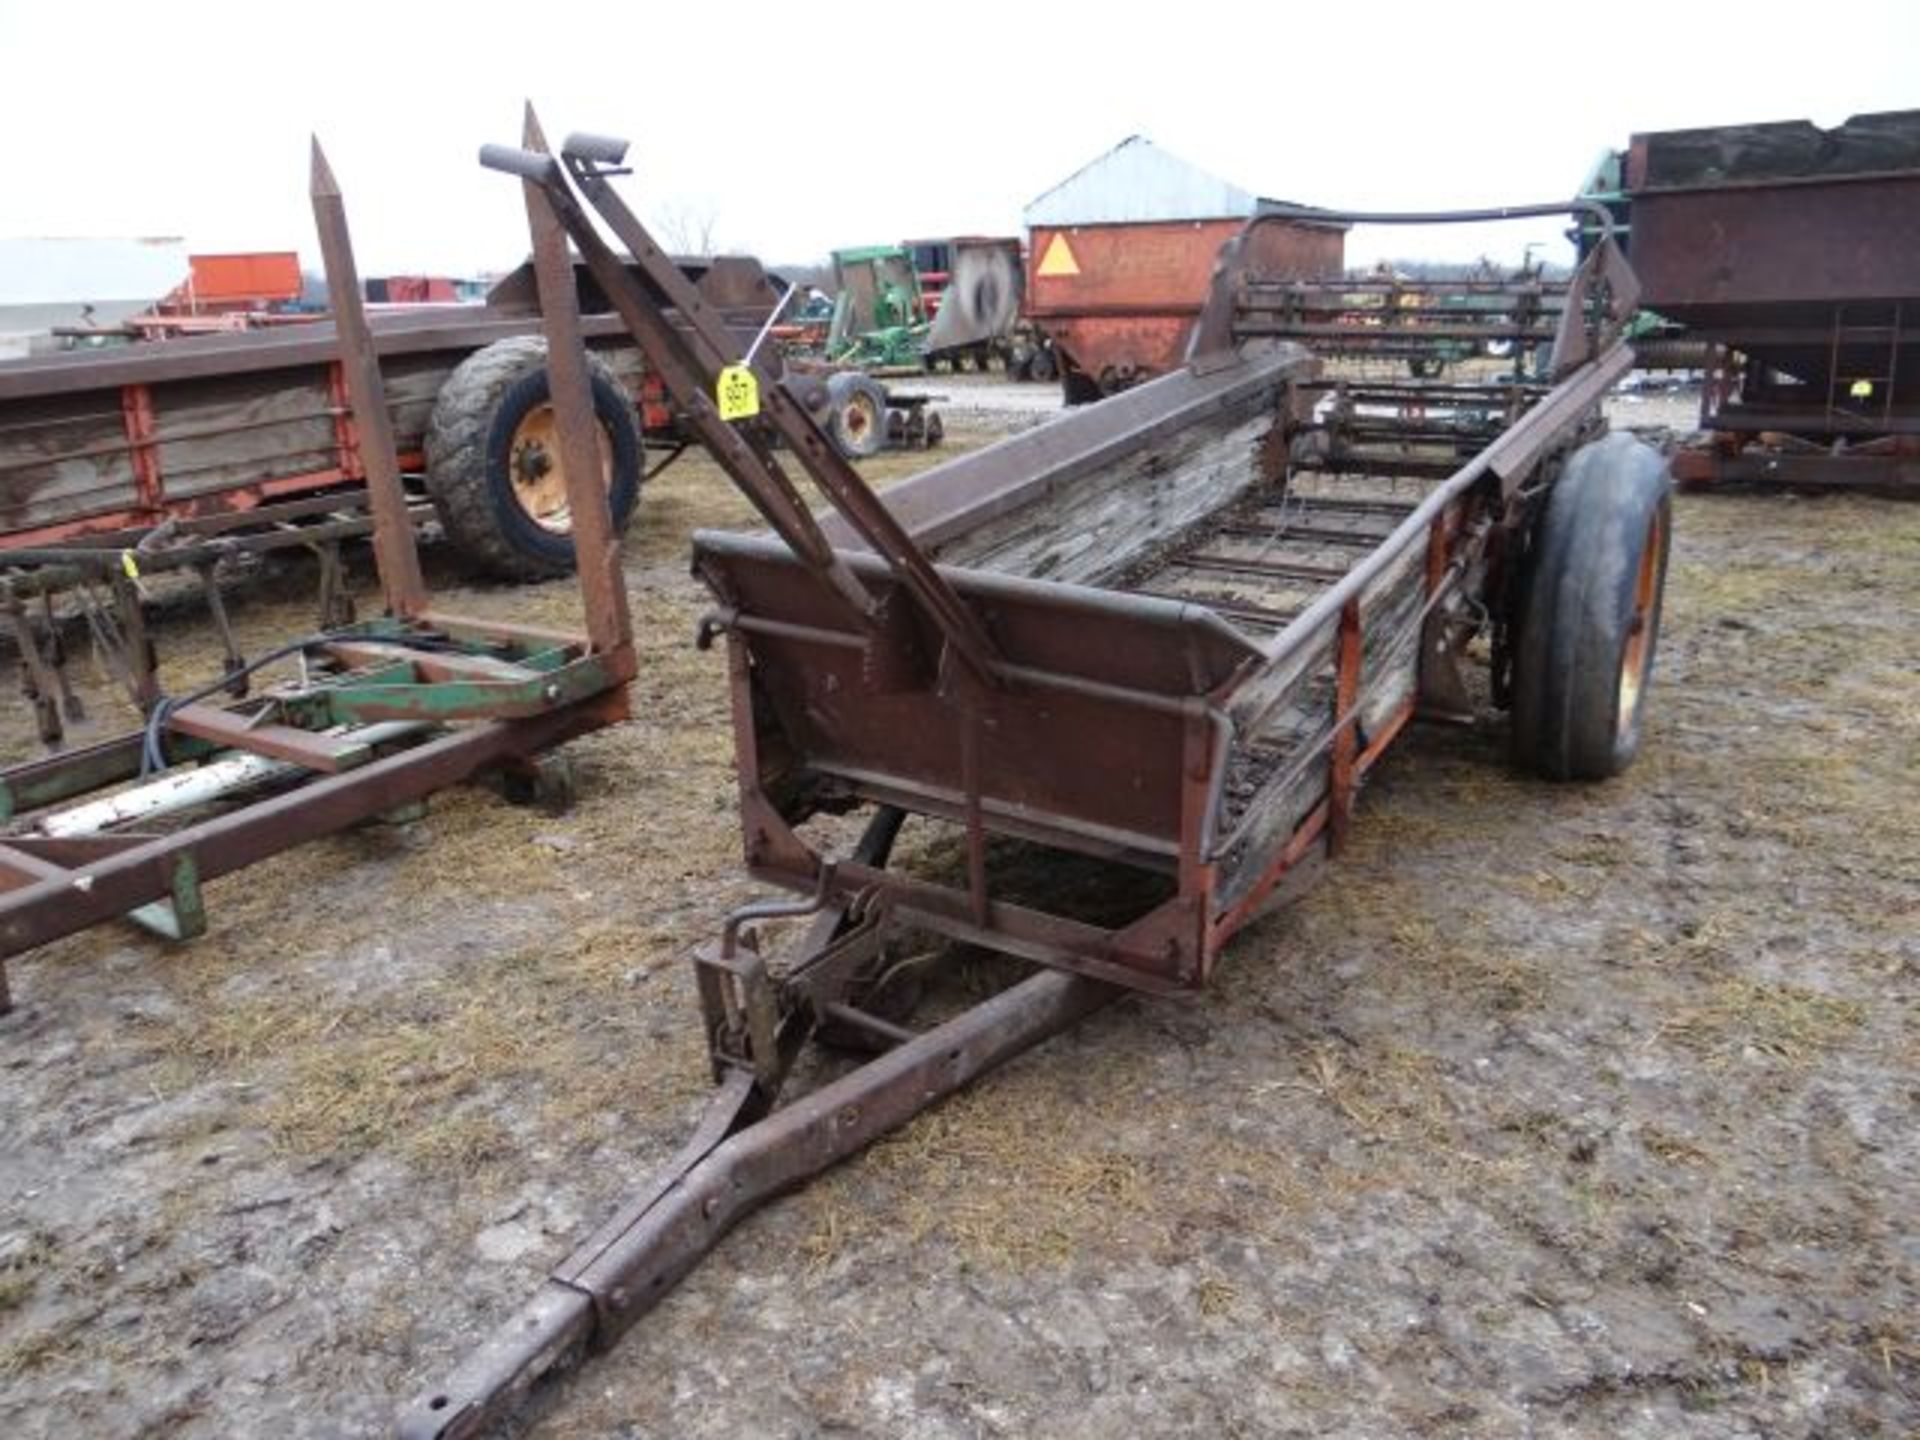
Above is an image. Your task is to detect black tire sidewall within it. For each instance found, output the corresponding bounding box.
[1062,368,1100,405]
[482,367,641,572]
[826,373,887,459]
[425,337,643,581]
[1511,433,1672,781]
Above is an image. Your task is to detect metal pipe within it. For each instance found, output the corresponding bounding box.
[742,282,798,367]
[560,132,628,165]
[1257,197,1616,241]
[32,721,425,837]
[477,144,559,183]
[819,1001,916,1046]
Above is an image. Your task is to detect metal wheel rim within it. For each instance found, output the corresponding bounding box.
[843,393,880,448]
[1616,507,1663,740]
[509,402,613,535]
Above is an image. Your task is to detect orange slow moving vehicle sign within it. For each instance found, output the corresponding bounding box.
[1036,232,1080,277]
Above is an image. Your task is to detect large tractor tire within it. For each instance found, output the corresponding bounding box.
[1510,432,1673,781]
[825,371,888,460]
[424,336,642,580]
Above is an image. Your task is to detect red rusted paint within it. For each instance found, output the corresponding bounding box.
[118,383,164,514]
[326,359,363,481]
[1209,798,1332,944]
[1028,217,1342,392]
[1327,599,1364,855]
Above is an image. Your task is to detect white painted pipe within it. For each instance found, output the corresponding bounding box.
[35,721,428,838]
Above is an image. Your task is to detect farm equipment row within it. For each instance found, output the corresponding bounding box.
[783,237,1042,381]
[0,245,933,630]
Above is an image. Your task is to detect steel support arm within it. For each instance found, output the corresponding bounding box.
[481,115,1003,689]
[396,967,1114,1439]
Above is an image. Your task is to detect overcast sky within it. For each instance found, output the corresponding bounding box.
[3,1,1915,278]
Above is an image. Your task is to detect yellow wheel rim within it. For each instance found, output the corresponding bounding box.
[1616,508,1664,740]
[842,392,880,450]
[508,402,613,535]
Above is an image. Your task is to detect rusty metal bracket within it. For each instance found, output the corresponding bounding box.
[479,112,1005,691]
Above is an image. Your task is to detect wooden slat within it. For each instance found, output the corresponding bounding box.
[415,610,586,650]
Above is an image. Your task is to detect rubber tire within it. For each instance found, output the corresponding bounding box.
[825,372,888,459]
[425,336,641,580]
[1061,368,1101,406]
[1510,431,1673,781]
[1027,345,1057,384]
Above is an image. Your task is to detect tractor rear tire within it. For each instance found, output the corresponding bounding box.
[1510,432,1672,781]
[425,336,641,580]
[826,372,888,459]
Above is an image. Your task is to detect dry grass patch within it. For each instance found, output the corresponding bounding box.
[1659,978,1867,1064]
[0,1325,66,1379]
[871,1082,1159,1270]
[151,904,707,1172]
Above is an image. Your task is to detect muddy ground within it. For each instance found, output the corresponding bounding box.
[0,377,1915,1438]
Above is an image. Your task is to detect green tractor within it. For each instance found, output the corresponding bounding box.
[826,244,930,371]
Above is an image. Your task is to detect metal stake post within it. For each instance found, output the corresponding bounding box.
[517,107,632,656]
[309,139,429,619]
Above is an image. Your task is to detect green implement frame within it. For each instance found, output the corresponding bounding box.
[0,134,635,1013]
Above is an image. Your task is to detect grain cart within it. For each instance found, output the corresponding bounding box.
[400,125,1666,1437]
[1583,109,1920,490]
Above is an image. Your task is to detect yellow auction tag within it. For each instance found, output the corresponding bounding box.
[716,364,760,421]
[120,550,140,580]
